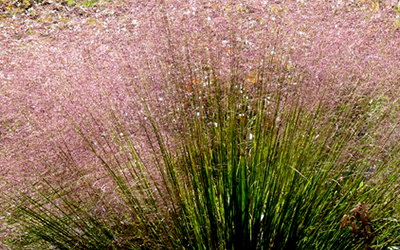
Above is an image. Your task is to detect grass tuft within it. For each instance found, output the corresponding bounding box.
[8,76,400,249]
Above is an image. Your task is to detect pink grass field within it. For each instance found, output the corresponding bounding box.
[1,0,400,247]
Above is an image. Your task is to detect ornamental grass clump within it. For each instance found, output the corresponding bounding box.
[3,0,400,249]
[8,75,400,249]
